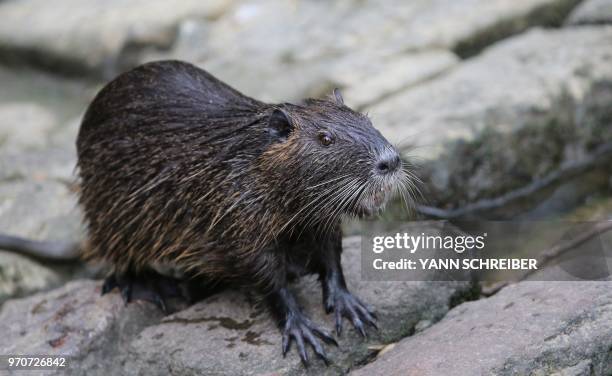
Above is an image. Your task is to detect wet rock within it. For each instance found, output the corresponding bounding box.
[120,237,476,375]
[336,50,458,110]
[351,281,612,376]
[153,0,581,103]
[0,251,61,304]
[0,0,232,78]
[0,0,582,86]
[0,66,87,244]
[0,179,82,242]
[566,0,612,25]
[0,103,57,151]
[368,27,612,209]
[0,280,163,375]
[0,236,474,375]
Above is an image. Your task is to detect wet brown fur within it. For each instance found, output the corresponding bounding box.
[77,60,407,293]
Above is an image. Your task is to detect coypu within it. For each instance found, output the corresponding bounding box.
[3,60,411,365]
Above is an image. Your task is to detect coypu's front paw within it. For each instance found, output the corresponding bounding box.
[324,288,377,337]
[281,311,338,366]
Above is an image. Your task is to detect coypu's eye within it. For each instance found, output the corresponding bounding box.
[318,132,334,146]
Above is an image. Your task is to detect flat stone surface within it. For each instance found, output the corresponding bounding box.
[0,280,163,375]
[369,26,612,156]
[0,67,88,242]
[0,0,581,88]
[121,237,475,375]
[151,0,580,103]
[0,237,476,375]
[0,0,232,76]
[567,0,612,24]
[0,251,61,304]
[351,281,612,376]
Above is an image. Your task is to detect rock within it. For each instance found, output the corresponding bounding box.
[0,0,232,77]
[121,237,476,375]
[0,179,82,242]
[566,0,612,25]
[0,236,477,375]
[0,103,57,151]
[0,280,163,375]
[0,0,581,85]
[0,66,89,122]
[0,66,88,243]
[367,27,612,208]
[0,251,61,304]
[351,281,612,376]
[149,0,581,103]
[337,50,458,110]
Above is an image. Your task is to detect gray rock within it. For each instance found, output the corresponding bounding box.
[0,0,232,77]
[0,0,581,85]
[151,0,581,103]
[337,50,458,110]
[367,27,612,208]
[566,0,612,25]
[0,66,88,243]
[121,237,476,375]
[0,251,61,304]
[0,237,477,375]
[0,179,82,242]
[351,281,612,376]
[0,280,163,375]
[0,103,57,151]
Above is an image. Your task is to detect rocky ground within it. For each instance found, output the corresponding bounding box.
[0,0,611,375]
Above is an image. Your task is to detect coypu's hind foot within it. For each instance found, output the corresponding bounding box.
[101,269,185,313]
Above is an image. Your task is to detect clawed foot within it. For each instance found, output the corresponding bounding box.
[101,269,186,313]
[282,311,338,367]
[324,288,377,337]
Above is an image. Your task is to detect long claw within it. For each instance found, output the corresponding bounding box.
[282,332,291,357]
[335,309,343,336]
[295,333,309,366]
[304,330,330,366]
[313,328,339,347]
[120,285,132,304]
[355,302,378,330]
[101,275,117,295]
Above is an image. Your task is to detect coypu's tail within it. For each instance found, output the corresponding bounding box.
[0,234,80,263]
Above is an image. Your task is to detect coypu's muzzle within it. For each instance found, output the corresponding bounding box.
[352,146,409,218]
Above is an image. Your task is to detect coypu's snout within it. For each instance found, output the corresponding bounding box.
[355,143,406,217]
[374,148,402,176]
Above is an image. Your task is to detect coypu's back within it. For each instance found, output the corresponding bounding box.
[76,61,277,276]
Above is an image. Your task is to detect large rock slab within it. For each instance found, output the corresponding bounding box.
[0,0,232,77]
[0,0,581,88]
[351,281,612,376]
[0,237,476,375]
[566,0,612,24]
[0,66,88,242]
[0,251,61,304]
[0,280,163,375]
[148,0,581,103]
[121,237,476,375]
[368,27,612,208]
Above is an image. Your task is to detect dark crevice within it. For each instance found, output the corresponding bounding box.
[453,0,584,59]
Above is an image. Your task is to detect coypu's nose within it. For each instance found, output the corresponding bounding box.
[375,152,401,175]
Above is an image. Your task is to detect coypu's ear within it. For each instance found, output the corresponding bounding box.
[333,88,344,105]
[268,109,293,141]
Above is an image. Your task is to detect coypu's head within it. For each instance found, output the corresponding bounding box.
[258,89,413,228]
